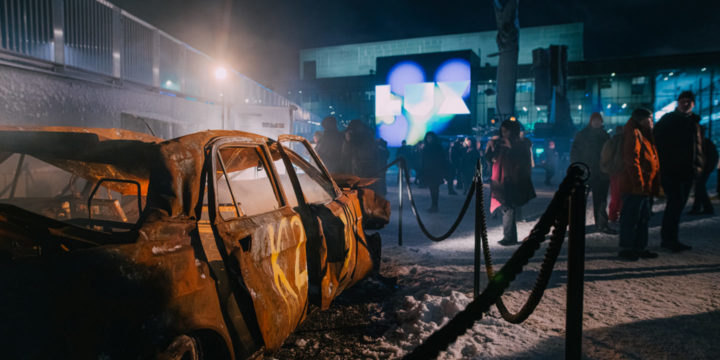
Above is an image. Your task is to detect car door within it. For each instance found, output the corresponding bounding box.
[277,135,374,310]
[205,137,308,351]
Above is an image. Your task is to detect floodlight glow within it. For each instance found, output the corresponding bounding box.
[621,103,627,109]
[578,105,582,110]
[607,104,612,109]
[522,106,528,112]
[214,66,228,80]
[701,67,707,72]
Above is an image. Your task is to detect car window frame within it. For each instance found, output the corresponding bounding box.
[207,137,289,222]
[277,135,342,199]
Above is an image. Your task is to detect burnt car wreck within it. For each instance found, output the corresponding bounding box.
[0,127,390,359]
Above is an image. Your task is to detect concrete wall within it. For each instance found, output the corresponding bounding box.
[0,63,222,139]
[300,23,584,79]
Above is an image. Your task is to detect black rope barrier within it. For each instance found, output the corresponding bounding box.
[372,157,477,243]
[402,164,588,360]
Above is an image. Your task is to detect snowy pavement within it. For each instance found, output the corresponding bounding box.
[275,172,720,359]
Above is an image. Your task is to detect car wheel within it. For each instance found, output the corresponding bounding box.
[157,335,201,360]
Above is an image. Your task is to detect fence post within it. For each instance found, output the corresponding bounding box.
[473,165,481,298]
[566,178,587,359]
[51,0,65,66]
[152,30,160,88]
[398,161,403,246]
[111,5,122,79]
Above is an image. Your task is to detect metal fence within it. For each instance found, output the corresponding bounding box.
[0,0,306,111]
[1,0,54,61]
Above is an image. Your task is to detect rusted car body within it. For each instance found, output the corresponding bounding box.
[0,126,389,359]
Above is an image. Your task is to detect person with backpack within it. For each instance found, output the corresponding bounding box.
[601,125,626,222]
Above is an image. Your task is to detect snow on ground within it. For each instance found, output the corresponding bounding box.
[274,171,720,359]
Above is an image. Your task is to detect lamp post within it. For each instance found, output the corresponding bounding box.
[215,66,228,129]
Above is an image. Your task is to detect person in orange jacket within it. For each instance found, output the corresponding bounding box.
[618,108,660,261]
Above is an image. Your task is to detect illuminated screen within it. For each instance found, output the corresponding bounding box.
[375,51,477,146]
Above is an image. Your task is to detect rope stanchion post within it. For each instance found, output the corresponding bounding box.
[565,171,587,359]
[473,161,482,299]
[398,160,404,246]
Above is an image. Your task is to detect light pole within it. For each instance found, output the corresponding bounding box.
[215,66,228,129]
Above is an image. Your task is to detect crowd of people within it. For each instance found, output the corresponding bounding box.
[315,116,390,196]
[572,91,717,260]
[313,90,718,260]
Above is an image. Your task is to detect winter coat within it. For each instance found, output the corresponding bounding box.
[571,126,610,182]
[316,129,345,173]
[600,130,624,175]
[485,137,536,211]
[461,147,480,186]
[653,111,704,182]
[619,119,660,196]
[340,126,378,178]
[421,142,448,187]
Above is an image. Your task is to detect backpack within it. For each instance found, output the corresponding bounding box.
[600,133,624,175]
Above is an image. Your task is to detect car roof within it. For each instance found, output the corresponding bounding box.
[0,126,274,218]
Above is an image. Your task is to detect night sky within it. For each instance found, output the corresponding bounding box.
[113,0,720,90]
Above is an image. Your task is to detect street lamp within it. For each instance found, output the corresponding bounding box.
[215,66,228,129]
[214,66,228,80]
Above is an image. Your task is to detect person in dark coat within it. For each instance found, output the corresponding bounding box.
[654,91,704,252]
[689,129,718,215]
[375,138,390,196]
[448,138,464,194]
[541,140,558,186]
[396,140,413,164]
[571,112,615,234]
[421,132,447,213]
[461,137,480,194]
[315,115,344,173]
[618,109,661,261]
[396,139,413,182]
[486,120,536,245]
[340,119,377,177]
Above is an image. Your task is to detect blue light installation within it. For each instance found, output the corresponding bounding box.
[387,61,425,96]
[435,58,472,98]
[376,58,471,146]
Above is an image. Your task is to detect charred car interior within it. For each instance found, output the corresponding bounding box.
[0,127,390,359]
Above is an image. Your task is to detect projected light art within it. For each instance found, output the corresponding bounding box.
[376,58,471,146]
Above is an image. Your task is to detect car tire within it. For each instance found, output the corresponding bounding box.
[157,334,201,360]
